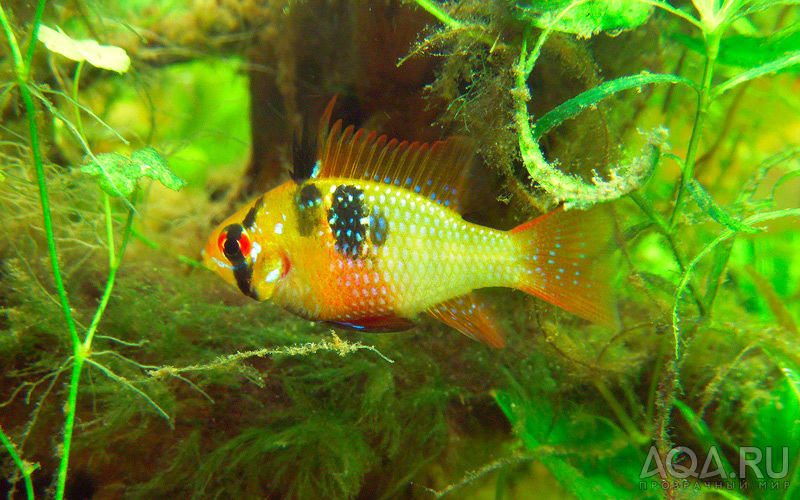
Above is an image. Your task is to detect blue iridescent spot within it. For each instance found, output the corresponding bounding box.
[444,185,449,192]
[444,200,450,206]
[406,177,412,186]
[431,193,436,200]
[427,179,432,186]
[414,186,421,193]
[385,176,391,184]
[394,179,400,186]
[549,250,556,256]
[555,243,561,248]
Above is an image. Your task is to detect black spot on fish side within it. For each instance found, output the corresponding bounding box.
[329,184,367,258]
[242,196,262,229]
[369,206,388,246]
[295,182,323,237]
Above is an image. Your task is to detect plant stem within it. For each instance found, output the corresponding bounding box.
[0,424,35,500]
[83,195,135,349]
[0,2,78,350]
[629,191,707,314]
[23,0,46,69]
[593,379,648,445]
[410,0,463,30]
[670,30,721,229]
[72,60,86,140]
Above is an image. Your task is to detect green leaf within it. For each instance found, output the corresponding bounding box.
[674,400,736,479]
[686,179,761,234]
[495,389,652,499]
[772,170,800,200]
[532,72,696,140]
[713,49,800,98]
[673,208,800,359]
[674,30,800,69]
[81,147,185,197]
[515,0,653,38]
[38,25,131,73]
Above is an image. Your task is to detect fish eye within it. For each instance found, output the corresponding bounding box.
[218,224,251,263]
[223,237,240,258]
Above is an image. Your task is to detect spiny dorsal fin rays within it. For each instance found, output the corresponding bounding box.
[315,96,477,213]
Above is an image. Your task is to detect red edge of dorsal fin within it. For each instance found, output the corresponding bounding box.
[315,96,477,214]
[426,293,506,348]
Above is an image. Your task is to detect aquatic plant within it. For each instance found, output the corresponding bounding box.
[0,0,799,499]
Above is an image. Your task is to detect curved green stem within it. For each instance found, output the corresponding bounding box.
[670,30,721,229]
[55,356,83,499]
[0,425,35,500]
[1,3,78,352]
[629,191,707,315]
[72,60,86,140]
[23,0,46,69]
[83,194,135,349]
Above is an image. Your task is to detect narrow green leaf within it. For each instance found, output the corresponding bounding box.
[673,208,800,359]
[743,266,799,335]
[736,146,800,204]
[532,72,696,140]
[761,347,800,408]
[495,389,649,500]
[687,178,761,234]
[772,169,800,200]
[515,0,653,38]
[673,400,736,478]
[673,30,800,68]
[713,50,800,98]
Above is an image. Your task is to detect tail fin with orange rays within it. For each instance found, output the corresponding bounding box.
[510,206,617,327]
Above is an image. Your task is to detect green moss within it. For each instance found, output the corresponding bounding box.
[2,0,800,499]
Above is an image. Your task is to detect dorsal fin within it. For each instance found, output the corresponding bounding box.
[315,97,476,213]
[426,293,506,348]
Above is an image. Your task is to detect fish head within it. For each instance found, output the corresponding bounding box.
[202,197,289,301]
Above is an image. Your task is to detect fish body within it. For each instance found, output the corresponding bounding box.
[203,99,614,347]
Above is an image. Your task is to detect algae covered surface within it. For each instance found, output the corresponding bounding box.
[1,0,800,499]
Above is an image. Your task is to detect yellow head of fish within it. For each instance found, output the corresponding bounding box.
[201,193,292,301]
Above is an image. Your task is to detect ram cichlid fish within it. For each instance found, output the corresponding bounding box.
[202,98,615,347]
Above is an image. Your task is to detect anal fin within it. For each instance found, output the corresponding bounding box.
[426,293,506,348]
[324,315,416,333]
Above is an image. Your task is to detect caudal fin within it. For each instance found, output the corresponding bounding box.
[511,206,616,327]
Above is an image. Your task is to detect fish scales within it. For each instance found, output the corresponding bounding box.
[270,178,519,322]
[202,97,615,347]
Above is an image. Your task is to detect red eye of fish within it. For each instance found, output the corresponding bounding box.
[217,232,229,254]
[237,233,252,256]
[218,226,252,261]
